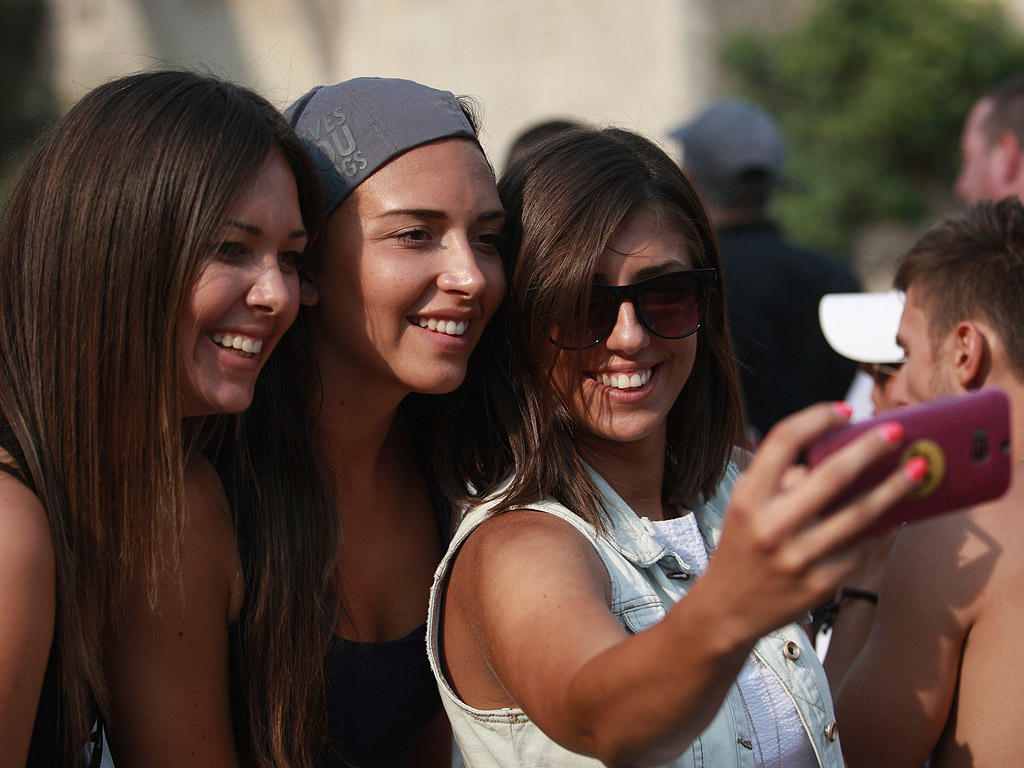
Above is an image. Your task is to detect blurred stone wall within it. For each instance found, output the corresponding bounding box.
[46,0,809,167]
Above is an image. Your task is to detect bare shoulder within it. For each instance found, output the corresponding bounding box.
[453,508,608,597]
[182,454,243,620]
[0,451,55,765]
[443,508,622,711]
[885,492,1018,625]
[0,452,54,591]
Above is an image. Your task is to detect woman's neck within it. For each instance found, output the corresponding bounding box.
[579,431,671,521]
[314,371,412,487]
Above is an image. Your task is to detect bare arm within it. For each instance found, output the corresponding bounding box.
[821,531,895,688]
[0,472,55,766]
[835,515,978,768]
[445,404,921,766]
[104,457,243,768]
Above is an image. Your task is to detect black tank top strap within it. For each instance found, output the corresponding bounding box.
[0,426,33,491]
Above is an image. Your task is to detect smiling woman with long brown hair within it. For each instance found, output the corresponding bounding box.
[0,69,322,766]
[427,126,926,767]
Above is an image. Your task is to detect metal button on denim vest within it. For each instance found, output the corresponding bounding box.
[427,463,844,768]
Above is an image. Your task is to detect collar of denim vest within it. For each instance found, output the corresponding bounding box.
[583,462,728,568]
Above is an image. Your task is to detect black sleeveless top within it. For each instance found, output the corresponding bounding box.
[223,399,450,767]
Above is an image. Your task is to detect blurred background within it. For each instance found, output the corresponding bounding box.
[4,0,1024,285]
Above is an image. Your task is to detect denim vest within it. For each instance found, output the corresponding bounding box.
[427,463,844,768]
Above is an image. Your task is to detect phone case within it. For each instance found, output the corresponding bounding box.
[806,388,1012,533]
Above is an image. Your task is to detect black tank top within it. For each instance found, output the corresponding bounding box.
[224,399,450,767]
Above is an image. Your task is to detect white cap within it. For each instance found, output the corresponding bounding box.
[818,291,906,364]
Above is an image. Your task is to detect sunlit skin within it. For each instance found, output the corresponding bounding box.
[311,138,505,405]
[177,149,312,418]
[890,286,960,406]
[552,209,697,482]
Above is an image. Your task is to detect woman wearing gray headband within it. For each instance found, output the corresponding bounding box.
[218,78,505,767]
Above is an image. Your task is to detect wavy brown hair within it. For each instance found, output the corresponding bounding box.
[0,70,323,763]
[437,127,746,525]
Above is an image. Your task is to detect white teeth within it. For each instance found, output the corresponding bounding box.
[600,369,652,389]
[416,318,468,336]
[211,333,263,358]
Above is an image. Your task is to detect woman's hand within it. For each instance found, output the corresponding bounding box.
[696,402,921,647]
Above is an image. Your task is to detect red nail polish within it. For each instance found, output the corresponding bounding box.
[904,455,929,482]
[833,402,853,419]
[880,421,904,444]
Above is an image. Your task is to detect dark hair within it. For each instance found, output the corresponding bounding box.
[982,74,1024,147]
[0,69,323,762]
[222,89,490,767]
[894,196,1024,379]
[437,126,746,527]
[504,118,583,171]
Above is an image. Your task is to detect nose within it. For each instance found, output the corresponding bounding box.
[437,238,487,298]
[604,300,650,354]
[887,365,911,408]
[246,260,293,315]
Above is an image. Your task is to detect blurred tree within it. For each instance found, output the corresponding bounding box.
[0,0,52,190]
[722,0,1024,256]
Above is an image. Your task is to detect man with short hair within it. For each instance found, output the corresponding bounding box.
[955,74,1024,205]
[835,197,1024,767]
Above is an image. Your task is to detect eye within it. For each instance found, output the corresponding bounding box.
[395,228,431,245]
[278,250,307,271]
[214,241,247,262]
[474,232,500,253]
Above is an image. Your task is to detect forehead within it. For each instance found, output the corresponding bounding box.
[356,138,497,203]
[598,209,693,275]
[896,285,931,344]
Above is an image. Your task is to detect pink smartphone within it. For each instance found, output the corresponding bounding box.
[806,388,1012,533]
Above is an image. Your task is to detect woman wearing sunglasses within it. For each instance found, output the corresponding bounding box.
[427,127,923,767]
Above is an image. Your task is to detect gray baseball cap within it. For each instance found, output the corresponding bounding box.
[285,77,477,214]
[670,98,785,208]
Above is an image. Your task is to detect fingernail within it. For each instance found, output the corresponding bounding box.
[880,421,904,444]
[904,455,929,482]
[833,402,853,419]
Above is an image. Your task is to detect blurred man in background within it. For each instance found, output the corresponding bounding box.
[672,99,860,441]
[956,74,1024,205]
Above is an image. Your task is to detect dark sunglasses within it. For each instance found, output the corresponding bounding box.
[861,362,904,386]
[549,268,717,350]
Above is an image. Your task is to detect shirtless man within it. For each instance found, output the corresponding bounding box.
[835,197,1024,767]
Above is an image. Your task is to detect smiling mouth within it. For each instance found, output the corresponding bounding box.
[414,318,469,337]
[596,369,653,390]
[211,332,264,359]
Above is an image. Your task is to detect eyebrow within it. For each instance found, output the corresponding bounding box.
[379,208,506,222]
[595,260,692,283]
[226,219,309,241]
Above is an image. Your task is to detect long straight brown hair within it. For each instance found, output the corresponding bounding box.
[437,126,746,525]
[0,70,323,763]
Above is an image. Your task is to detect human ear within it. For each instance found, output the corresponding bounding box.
[299,277,319,306]
[951,321,987,388]
[993,131,1024,194]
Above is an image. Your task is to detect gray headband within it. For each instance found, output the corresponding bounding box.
[285,77,477,214]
